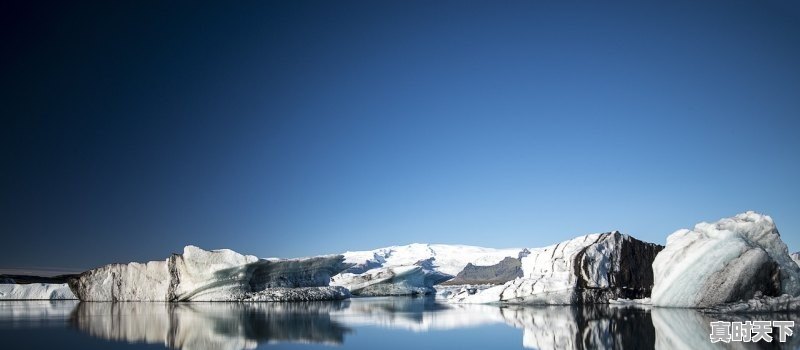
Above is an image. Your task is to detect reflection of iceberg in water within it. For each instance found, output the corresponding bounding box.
[0,300,78,328]
[70,301,352,349]
[499,305,656,349]
[9,298,793,350]
[652,308,800,350]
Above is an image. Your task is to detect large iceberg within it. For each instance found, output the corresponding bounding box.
[651,211,800,307]
[0,283,76,300]
[334,243,526,295]
[69,245,351,301]
[449,231,663,304]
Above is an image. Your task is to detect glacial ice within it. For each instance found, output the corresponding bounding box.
[705,293,800,313]
[331,265,452,296]
[651,211,800,307]
[793,251,800,267]
[336,243,526,296]
[240,286,350,302]
[0,283,76,300]
[608,297,652,307]
[341,243,526,276]
[69,245,350,301]
[449,231,663,304]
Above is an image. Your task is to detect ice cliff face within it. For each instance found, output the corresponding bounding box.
[651,211,800,308]
[69,246,350,301]
[0,283,76,300]
[449,231,663,304]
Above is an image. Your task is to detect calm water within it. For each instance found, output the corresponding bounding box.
[1,297,798,349]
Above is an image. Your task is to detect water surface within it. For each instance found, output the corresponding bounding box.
[1,298,798,349]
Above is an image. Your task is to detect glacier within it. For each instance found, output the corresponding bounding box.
[449,231,663,304]
[651,211,800,308]
[340,243,526,276]
[0,283,76,300]
[334,243,526,296]
[332,265,452,296]
[69,245,351,301]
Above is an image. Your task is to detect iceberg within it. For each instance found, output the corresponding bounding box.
[651,211,800,307]
[449,231,663,304]
[0,283,76,300]
[241,286,350,301]
[69,245,351,301]
[792,251,800,267]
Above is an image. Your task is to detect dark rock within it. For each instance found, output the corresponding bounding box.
[442,257,523,285]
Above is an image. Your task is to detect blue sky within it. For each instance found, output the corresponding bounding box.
[2,0,799,273]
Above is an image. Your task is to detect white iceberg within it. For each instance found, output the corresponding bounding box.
[70,245,350,301]
[449,231,663,304]
[651,211,800,307]
[0,283,76,300]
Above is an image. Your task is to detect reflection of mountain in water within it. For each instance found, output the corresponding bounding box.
[11,297,790,349]
[330,296,507,331]
[69,301,352,349]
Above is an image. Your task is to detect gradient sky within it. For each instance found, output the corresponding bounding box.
[3,1,800,274]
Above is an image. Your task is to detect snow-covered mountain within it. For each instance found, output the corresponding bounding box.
[339,243,527,276]
[331,243,527,295]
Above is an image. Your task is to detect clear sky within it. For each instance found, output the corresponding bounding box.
[2,0,799,274]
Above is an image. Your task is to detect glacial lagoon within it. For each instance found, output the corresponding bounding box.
[1,297,798,349]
